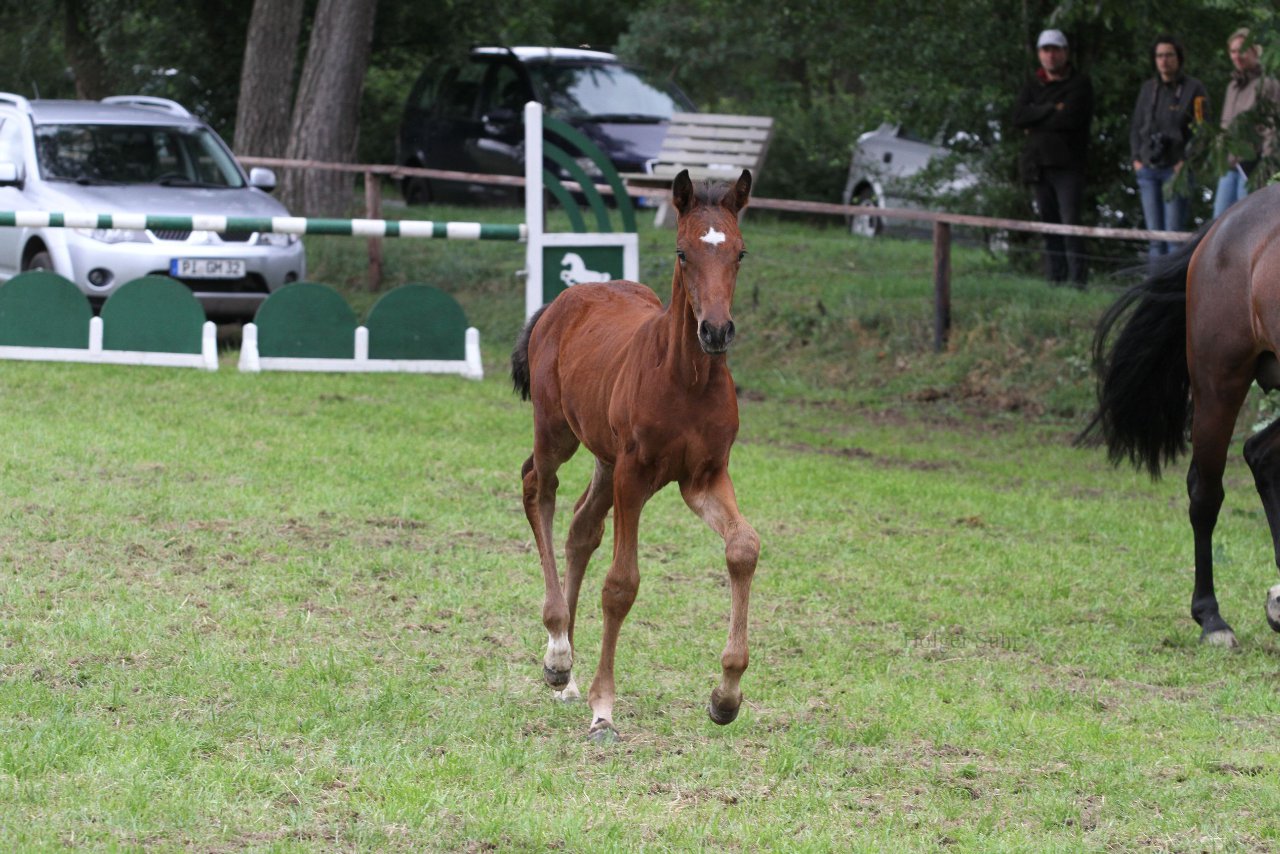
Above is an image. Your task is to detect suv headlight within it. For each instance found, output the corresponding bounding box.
[256,232,299,247]
[73,227,149,244]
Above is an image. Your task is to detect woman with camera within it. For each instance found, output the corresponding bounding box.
[1130,34,1209,259]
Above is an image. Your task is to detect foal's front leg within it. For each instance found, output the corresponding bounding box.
[682,469,760,725]
[586,462,649,741]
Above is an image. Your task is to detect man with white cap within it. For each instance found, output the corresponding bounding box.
[1013,28,1094,286]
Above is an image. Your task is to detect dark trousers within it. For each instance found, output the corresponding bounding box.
[1032,167,1087,285]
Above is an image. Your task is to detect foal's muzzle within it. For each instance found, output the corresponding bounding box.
[698,319,736,354]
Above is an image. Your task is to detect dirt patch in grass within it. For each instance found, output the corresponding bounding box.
[750,438,954,472]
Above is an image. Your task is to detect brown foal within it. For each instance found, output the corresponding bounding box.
[512,169,759,740]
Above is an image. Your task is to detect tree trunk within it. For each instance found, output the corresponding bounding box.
[280,0,377,216]
[234,0,305,158]
[65,0,112,100]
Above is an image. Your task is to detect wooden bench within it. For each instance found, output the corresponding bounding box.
[623,112,774,226]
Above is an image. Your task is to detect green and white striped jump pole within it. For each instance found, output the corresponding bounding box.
[0,211,527,241]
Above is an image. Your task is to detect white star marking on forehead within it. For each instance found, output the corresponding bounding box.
[700,226,726,246]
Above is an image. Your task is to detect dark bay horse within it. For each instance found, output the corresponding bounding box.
[1080,182,1280,647]
[512,169,759,740]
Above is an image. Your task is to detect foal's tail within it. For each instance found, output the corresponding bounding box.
[1076,225,1211,478]
[511,305,548,401]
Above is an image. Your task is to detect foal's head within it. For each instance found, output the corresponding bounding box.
[672,169,752,354]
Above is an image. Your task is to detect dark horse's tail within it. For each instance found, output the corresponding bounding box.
[511,305,548,401]
[1076,225,1212,478]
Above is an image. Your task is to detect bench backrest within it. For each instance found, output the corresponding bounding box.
[647,112,774,181]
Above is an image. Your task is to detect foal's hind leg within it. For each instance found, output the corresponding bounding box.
[1242,415,1280,633]
[521,424,580,688]
[1187,379,1251,647]
[681,469,760,725]
[554,460,615,701]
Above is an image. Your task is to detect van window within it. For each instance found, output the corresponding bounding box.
[527,62,690,121]
[479,62,531,117]
[436,61,487,121]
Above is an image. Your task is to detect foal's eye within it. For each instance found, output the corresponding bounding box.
[738,250,748,262]
[676,250,687,263]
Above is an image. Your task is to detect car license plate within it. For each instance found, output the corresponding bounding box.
[170,258,245,279]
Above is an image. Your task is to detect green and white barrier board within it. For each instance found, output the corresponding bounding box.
[0,272,216,370]
[238,282,482,379]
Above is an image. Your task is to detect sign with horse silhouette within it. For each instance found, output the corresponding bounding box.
[522,101,639,318]
[539,240,630,305]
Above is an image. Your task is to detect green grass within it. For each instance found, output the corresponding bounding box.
[1,208,1278,850]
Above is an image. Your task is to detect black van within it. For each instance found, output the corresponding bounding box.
[396,46,695,204]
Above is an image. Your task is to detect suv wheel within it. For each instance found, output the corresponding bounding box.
[24,250,54,271]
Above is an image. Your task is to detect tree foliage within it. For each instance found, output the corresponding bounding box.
[1,0,1278,229]
[0,0,255,133]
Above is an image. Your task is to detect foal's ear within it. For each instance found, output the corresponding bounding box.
[672,169,694,216]
[723,169,752,215]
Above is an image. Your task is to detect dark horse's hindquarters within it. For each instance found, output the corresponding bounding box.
[513,170,760,740]
[1080,186,1280,646]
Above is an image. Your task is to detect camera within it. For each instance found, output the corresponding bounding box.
[1147,131,1174,167]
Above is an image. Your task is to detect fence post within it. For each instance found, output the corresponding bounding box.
[933,221,951,352]
[365,171,383,290]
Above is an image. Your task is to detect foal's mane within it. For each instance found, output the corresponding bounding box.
[692,180,732,207]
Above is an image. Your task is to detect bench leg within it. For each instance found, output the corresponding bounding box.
[653,200,676,228]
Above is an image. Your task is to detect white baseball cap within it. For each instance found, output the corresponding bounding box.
[1038,29,1069,49]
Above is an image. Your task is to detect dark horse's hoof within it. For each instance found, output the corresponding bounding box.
[707,687,741,726]
[543,666,571,689]
[1266,584,1280,633]
[1199,627,1239,649]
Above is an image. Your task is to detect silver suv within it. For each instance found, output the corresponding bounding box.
[842,124,977,237]
[0,94,305,319]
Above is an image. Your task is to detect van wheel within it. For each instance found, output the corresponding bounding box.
[24,251,54,271]
[403,176,431,206]
[849,187,883,238]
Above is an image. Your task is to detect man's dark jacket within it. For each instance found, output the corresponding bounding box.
[1013,66,1094,183]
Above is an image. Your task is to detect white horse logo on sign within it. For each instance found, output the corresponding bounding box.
[559,252,612,287]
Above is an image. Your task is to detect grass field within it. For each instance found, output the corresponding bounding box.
[1,207,1278,850]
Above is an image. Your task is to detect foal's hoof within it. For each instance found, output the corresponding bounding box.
[552,676,581,703]
[707,687,741,726]
[588,718,618,744]
[1200,628,1239,649]
[1266,584,1280,634]
[543,666,571,689]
